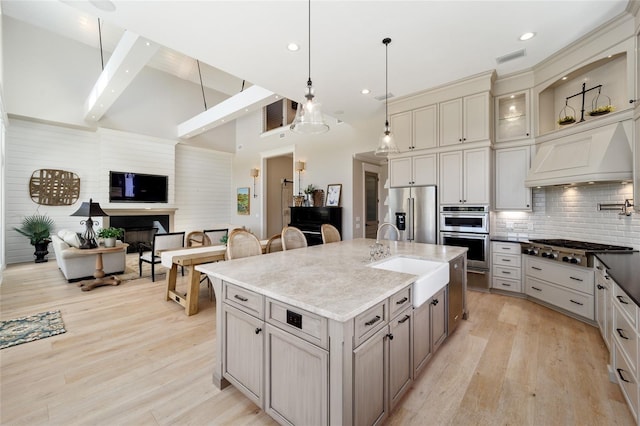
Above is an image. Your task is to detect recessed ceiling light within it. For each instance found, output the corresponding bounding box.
[561,76,568,80]
[519,32,536,41]
[510,95,515,99]
[361,89,370,95]
[287,43,300,52]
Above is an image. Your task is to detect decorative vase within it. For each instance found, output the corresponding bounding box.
[306,194,314,207]
[293,195,305,207]
[34,241,50,263]
[104,237,116,248]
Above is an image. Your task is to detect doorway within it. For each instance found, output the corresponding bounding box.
[364,171,379,239]
[265,154,294,238]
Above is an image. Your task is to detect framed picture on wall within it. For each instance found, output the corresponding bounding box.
[237,187,250,215]
[326,184,342,207]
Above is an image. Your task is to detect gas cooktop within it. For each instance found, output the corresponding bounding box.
[527,239,634,252]
[521,239,633,268]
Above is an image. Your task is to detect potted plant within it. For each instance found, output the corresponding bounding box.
[14,213,55,263]
[97,227,124,248]
[588,104,615,116]
[558,115,575,125]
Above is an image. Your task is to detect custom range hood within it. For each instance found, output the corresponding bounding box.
[525,120,632,187]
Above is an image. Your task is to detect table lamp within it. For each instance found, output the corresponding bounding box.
[71,198,108,249]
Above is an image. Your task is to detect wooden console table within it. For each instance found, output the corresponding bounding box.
[71,244,129,291]
[161,242,268,316]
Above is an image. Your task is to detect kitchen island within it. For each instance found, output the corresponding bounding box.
[197,238,467,425]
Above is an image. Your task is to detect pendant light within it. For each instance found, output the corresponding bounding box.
[290,0,329,134]
[375,37,399,156]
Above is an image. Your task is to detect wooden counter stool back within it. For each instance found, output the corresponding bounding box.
[281,226,308,251]
[321,224,341,244]
[265,234,283,253]
[226,229,262,260]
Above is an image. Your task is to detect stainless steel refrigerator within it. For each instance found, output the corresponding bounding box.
[387,185,437,243]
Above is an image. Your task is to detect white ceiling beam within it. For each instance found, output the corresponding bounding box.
[84,30,159,121]
[177,85,277,139]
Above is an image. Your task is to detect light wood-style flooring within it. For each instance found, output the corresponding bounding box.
[0,255,634,425]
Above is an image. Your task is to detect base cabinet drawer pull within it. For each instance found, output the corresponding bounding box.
[398,315,411,324]
[501,258,511,262]
[597,285,605,290]
[569,299,584,306]
[255,327,262,334]
[396,297,408,305]
[503,283,512,287]
[617,368,632,383]
[431,299,439,306]
[501,271,512,275]
[234,294,249,302]
[616,295,630,305]
[365,315,381,326]
[531,286,542,292]
[569,276,583,282]
[616,328,629,340]
[531,266,542,271]
[386,333,394,340]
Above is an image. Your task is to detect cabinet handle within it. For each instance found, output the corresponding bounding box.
[234,294,248,302]
[502,283,512,287]
[569,299,584,306]
[617,295,629,305]
[531,266,542,271]
[502,247,512,250]
[255,327,262,334]
[431,299,439,306]
[459,199,462,203]
[458,138,462,142]
[616,328,630,340]
[597,285,605,290]
[569,276,583,282]
[386,333,394,341]
[365,315,381,326]
[501,258,511,262]
[526,133,530,136]
[396,297,408,305]
[617,368,632,383]
[531,286,542,292]
[501,271,512,275]
[398,315,411,324]
[605,276,610,280]
[527,204,530,208]
[596,266,603,271]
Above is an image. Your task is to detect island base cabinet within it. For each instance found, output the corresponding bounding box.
[265,324,328,426]
[413,288,447,378]
[222,304,264,407]
[389,309,413,410]
[354,326,388,426]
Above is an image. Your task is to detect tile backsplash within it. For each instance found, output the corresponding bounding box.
[492,183,639,250]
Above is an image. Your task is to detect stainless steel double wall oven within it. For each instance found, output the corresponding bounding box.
[439,205,490,290]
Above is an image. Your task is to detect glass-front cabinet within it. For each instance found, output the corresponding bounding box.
[495,91,530,142]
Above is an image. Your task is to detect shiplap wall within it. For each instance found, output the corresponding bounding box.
[492,183,640,250]
[5,119,233,264]
[173,144,232,232]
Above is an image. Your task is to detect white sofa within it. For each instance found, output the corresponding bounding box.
[51,230,127,282]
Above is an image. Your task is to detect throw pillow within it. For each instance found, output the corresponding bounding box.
[62,230,82,248]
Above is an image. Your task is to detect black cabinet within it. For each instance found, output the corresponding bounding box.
[289,207,342,246]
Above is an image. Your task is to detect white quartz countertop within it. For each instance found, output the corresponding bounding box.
[196,238,466,322]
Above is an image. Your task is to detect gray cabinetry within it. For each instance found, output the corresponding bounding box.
[265,324,328,426]
[388,308,413,410]
[431,287,447,353]
[353,326,387,426]
[448,254,465,333]
[595,258,612,351]
[222,304,264,406]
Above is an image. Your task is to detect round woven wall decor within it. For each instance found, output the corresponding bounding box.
[29,169,80,206]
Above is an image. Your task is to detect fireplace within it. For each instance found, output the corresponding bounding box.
[108,213,171,253]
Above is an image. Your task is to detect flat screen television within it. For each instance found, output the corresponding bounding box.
[109,171,168,203]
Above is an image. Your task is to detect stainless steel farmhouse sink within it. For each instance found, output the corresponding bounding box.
[369,256,450,308]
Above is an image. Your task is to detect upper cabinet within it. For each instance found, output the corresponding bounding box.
[389,153,437,187]
[390,105,437,152]
[439,147,490,205]
[494,146,532,211]
[495,91,531,142]
[440,92,490,146]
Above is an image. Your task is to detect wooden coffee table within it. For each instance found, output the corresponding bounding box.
[71,244,129,291]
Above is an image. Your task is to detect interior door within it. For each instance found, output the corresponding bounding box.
[365,171,379,239]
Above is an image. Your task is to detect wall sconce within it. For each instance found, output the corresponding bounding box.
[295,161,305,195]
[250,168,259,198]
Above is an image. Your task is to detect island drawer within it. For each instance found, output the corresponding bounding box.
[354,300,388,347]
[224,282,264,319]
[389,287,412,319]
[266,298,328,349]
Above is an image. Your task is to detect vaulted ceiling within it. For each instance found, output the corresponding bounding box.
[1,0,631,129]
